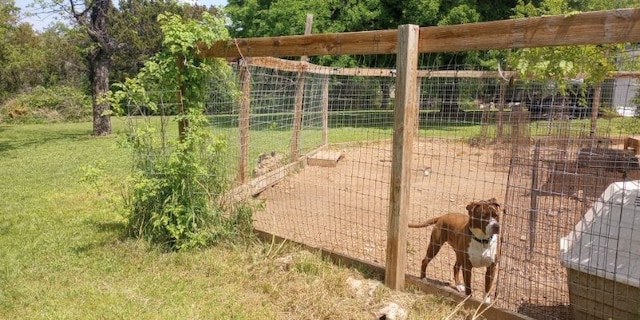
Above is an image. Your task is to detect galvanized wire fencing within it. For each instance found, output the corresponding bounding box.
[199,51,640,319]
[192,9,640,320]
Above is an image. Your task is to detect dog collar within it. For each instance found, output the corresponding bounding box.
[469,228,492,244]
[472,235,491,244]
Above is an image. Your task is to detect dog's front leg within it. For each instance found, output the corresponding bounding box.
[462,265,472,296]
[453,261,465,292]
[483,263,497,304]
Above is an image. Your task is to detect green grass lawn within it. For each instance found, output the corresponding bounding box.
[1,114,636,318]
[0,120,481,319]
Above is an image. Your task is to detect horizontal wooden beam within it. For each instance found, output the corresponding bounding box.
[418,8,640,53]
[246,57,517,78]
[199,29,397,58]
[198,8,640,58]
[612,71,640,77]
[246,57,640,79]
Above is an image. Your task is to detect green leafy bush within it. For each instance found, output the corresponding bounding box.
[0,86,91,123]
[110,12,249,250]
[122,121,238,250]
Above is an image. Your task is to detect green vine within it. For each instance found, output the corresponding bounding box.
[108,12,249,250]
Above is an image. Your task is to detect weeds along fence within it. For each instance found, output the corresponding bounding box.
[193,8,640,320]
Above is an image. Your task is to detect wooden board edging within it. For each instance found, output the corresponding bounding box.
[227,144,328,201]
[252,229,534,320]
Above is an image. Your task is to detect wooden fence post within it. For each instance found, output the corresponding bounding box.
[290,14,314,162]
[385,24,419,291]
[176,55,188,142]
[590,82,603,138]
[415,79,421,138]
[322,75,329,146]
[238,59,251,184]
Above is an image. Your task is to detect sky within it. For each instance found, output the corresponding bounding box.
[14,0,228,31]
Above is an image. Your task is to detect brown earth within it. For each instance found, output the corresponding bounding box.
[252,138,595,320]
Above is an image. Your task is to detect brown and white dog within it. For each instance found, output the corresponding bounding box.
[409,198,502,302]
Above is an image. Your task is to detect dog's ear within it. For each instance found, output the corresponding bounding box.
[486,197,500,207]
[466,202,478,215]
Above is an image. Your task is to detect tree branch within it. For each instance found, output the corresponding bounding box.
[69,0,93,27]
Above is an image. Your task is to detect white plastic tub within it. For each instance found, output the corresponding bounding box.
[560,180,640,319]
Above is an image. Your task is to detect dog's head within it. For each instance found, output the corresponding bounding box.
[466,198,502,237]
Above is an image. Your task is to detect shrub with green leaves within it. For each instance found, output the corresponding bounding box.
[110,11,248,250]
[0,86,91,123]
[122,122,234,250]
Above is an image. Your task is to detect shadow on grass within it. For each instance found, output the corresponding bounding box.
[92,221,127,234]
[0,125,93,155]
[72,220,129,254]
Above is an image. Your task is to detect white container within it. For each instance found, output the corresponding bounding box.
[560,180,640,320]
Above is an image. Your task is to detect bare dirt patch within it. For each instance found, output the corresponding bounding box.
[253,138,582,319]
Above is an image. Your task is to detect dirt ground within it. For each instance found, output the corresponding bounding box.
[253,138,583,319]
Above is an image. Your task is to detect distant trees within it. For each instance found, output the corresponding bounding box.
[0,1,85,99]
[0,0,222,130]
[109,0,220,84]
[2,0,638,123]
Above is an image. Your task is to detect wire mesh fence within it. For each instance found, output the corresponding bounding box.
[213,59,397,263]
[121,13,640,319]
[196,47,640,319]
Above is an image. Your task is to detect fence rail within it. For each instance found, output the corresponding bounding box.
[198,8,640,58]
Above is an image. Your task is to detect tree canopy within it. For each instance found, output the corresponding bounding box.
[1,0,639,120]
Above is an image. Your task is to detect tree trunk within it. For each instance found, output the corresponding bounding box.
[90,51,112,136]
[82,0,113,136]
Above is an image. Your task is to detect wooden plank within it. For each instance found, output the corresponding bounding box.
[612,71,640,78]
[419,8,640,52]
[197,8,640,58]
[322,76,329,145]
[290,15,313,162]
[248,56,638,79]
[405,276,537,320]
[417,70,514,79]
[247,56,515,78]
[238,61,251,183]
[289,74,304,162]
[385,24,419,291]
[590,82,603,137]
[176,55,188,141]
[198,29,397,58]
[227,157,305,201]
[300,13,313,63]
[227,144,327,200]
[307,150,343,167]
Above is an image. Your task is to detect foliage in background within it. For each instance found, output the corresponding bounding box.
[509,0,639,91]
[109,0,223,85]
[0,85,91,123]
[0,1,87,102]
[225,0,520,68]
[108,12,246,250]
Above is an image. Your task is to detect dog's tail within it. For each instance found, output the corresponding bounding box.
[408,217,439,228]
